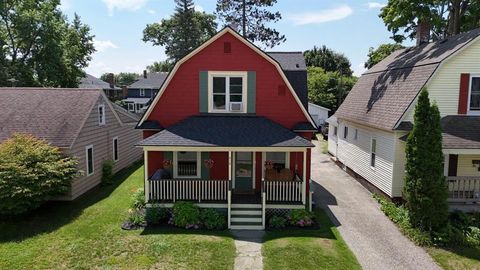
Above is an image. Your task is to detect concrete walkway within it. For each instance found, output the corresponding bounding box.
[311,141,441,270]
[231,230,264,270]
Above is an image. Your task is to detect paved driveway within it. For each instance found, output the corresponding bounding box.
[311,141,441,270]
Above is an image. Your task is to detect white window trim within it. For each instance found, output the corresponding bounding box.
[140,89,145,97]
[370,137,377,170]
[468,75,480,115]
[112,136,119,162]
[207,71,248,113]
[261,152,290,179]
[98,104,106,125]
[86,145,94,176]
[343,126,348,140]
[173,151,201,179]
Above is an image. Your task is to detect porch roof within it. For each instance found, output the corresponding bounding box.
[136,115,314,148]
[442,115,480,149]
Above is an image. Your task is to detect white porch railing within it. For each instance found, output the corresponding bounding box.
[263,179,303,203]
[148,179,230,203]
[447,176,480,203]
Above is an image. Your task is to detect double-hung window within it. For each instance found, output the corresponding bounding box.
[469,76,480,113]
[112,137,119,162]
[265,152,289,170]
[210,72,246,113]
[370,138,377,168]
[86,145,94,176]
[175,152,200,178]
[343,126,348,139]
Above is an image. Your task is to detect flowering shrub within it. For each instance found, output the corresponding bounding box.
[145,205,167,225]
[130,188,145,210]
[288,209,314,227]
[127,208,146,226]
[172,201,201,229]
[201,208,226,230]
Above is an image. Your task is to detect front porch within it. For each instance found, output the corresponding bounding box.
[444,152,480,206]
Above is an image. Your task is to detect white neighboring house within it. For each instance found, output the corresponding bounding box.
[329,28,480,208]
[308,102,330,127]
[326,115,338,156]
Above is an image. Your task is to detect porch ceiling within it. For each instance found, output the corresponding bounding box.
[136,115,314,148]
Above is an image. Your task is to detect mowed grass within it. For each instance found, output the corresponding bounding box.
[262,209,361,270]
[428,246,480,270]
[0,163,235,270]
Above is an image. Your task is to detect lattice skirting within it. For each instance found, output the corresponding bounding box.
[265,208,293,220]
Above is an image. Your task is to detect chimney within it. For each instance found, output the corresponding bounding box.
[416,20,431,46]
[122,86,128,98]
[143,70,147,78]
[106,73,114,88]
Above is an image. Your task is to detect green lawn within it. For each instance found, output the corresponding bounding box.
[315,134,329,154]
[262,209,361,270]
[0,163,235,270]
[428,246,480,270]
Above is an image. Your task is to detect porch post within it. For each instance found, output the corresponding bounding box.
[443,154,449,177]
[302,150,307,205]
[228,151,232,229]
[144,149,149,203]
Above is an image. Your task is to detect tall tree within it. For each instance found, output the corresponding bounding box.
[143,0,217,61]
[215,0,285,48]
[364,43,405,69]
[100,72,139,87]
[304,46,353,76]
[146,60,174,73]
[380,0,480,43]
[404,89,448,232]
[0,1,95,87]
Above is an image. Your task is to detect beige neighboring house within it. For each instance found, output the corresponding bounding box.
[0,88,143,200]
[329,28,480,207]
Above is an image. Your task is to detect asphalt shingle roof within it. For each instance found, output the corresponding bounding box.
[137,115,314,147]
[335,28,480,131]
[267,52,307,71]
[128,72,168,89]
[0,88,101,148]
[441,115,480,149]
[79,74,120,90]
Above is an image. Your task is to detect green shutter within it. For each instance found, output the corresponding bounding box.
[199,71,208,113]
[164,151,173,175]
[247,71,256,113]
[201,152,210,179]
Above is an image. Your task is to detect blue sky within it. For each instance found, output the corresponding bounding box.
[60,0,403,77]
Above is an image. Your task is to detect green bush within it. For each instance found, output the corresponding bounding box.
[172,201,200,229]
[101,159,114,185]
[145,206,167,225]
[200,209,226,230]
[130,188,145,210]
[0,133,79,215]
[269,215,287,228]
[288,209,314,227]
[128,208,146,226]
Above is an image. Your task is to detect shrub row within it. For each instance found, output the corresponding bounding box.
[268,209,315,228]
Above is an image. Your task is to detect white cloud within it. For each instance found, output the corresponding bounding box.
[289,5,353,25]
[94,39,118,53]
[194,5,204,12]
[353,62,367,77]
[367,2,386,9]
[101,0,148,16]
[147,9,156,14]
[60,0,72,11]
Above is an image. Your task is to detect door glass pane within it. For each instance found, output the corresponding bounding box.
[213,77,226,93]
[470,78,480,110]
[236,152,252,177]
[177,152,197,177]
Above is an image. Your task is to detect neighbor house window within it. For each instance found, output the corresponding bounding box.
[86,145,94,176]
[343,126,348,139]
[127,103,135,112]
[98,104,105,125]
[334,126,338,136]
[265,152,289,170]
[469,76,480,112]
[371,138,377,168]
[112,137,119,162]
[175,152,200,178]
[140,89,145,97]
[354,129,358,140]
[210,72,247,113]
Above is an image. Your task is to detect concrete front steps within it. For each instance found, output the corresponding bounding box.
[230,204,263,230]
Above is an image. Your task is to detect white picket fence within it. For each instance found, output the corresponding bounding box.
[447,176,480,203]
[148,179,230,202]
[264,180,303,202]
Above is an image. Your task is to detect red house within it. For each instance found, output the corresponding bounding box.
[136,27,316,230]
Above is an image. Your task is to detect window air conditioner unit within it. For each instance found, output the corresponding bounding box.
[230,102,243,112]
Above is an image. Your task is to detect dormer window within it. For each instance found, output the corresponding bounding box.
[208,71,247,113]
[140,89,145,97]
[98,104,105,125]
[469,76,480,114]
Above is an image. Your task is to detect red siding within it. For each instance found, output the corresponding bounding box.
[146,32,309,129]
[458,73,470,114]
[147,151,163,177]
[210,152,229,180]
[143,130,158,139]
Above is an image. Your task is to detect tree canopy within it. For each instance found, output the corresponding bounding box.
[304,46,353,76]
[100,72,139,87]
[146,60,174,73]
[0,0,95,87]
[380,0,480,43]
[143,0,217,62]
[404,89,448,232]
[215,0,285,48]
[364,43,405,69]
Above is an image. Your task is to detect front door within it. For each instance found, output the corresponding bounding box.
[234,152,253,193]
